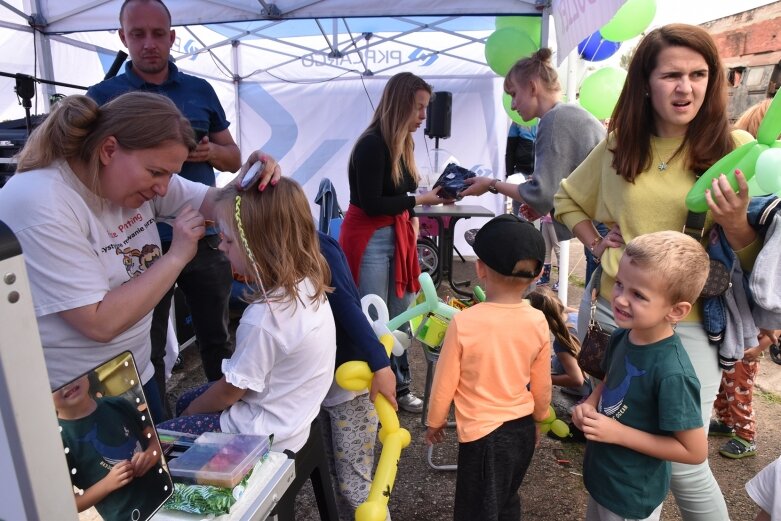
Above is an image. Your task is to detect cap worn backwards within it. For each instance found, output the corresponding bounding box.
[469,214,546,278]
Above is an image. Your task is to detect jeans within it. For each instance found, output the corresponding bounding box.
[150,237,234,414]
[357,226,415,397]
[580,275,729,521]
[586,498,662,521]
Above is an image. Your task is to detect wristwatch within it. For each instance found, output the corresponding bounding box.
[487,179,499,194]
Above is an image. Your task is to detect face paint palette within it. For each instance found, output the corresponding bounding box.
[167,432,270,488]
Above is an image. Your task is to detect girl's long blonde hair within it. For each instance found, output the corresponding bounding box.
[528,286,580,357]
[359,72,432,187]
[217,177,331,309]
[16,92,195,196]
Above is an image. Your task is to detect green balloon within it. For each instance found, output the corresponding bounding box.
[551,419,570,438]
[484,28,537,77]
[601,0,657,42]
[502,92,538,126]
[579,67,626,120]
[747,176,770,196]
[756,91,781,145]
[494,16,542,48]
[755,148,781,193]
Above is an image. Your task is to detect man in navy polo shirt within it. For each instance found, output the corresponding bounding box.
[88,0,242,416]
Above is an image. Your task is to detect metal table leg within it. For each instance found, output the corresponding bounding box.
[420,343,457,470]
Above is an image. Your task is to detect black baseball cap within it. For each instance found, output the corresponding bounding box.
[468,214,546,278]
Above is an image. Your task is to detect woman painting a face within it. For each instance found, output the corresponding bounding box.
[0,92,278,423]
[555,24,759,521]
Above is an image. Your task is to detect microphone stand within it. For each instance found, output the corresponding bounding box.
[0,71,88,137]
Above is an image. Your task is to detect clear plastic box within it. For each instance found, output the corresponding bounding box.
[168,432,270,488]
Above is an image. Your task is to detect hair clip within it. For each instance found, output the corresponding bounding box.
[234,195,277,324]
[239,160,265,191]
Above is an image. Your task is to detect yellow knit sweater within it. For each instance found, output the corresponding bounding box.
[554,130,756,322]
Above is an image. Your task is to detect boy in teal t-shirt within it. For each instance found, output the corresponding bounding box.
[573,231,709,520]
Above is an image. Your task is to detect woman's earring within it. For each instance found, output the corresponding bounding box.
[644,91,649,97]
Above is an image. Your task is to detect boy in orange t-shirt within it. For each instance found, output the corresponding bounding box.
[425,215,552,521]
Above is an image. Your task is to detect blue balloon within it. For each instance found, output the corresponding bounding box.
[577,30,621,62]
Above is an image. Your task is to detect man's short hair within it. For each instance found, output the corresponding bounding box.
[119,0,172,27]
[623,230,710,304]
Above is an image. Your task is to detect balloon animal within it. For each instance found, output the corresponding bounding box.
[335,272,458,521]
[336,334,410,521]
[686,89,781,213]
[537,404,570,439]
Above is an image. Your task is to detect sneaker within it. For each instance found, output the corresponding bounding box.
[709,419,735,437]
[397,393,424,413]
[770,343,781,365]
[719,436,756,459]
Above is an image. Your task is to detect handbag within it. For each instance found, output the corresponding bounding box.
[683,211,730,298]
[577,267,611,380]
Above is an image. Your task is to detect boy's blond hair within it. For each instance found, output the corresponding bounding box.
[623,231,710,304]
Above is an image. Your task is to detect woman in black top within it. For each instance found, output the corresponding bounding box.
[339,72,447,412]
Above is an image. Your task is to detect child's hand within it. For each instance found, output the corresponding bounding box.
[370,366,398,411]
[425,426,445,446]
[102,461,134,493]
[572,402,596,431]
[579,409,625,444]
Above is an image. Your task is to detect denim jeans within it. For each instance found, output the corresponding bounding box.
[357,226,415,397]
[150,237,234,412]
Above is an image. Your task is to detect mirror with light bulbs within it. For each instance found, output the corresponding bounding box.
[52,351,173,521]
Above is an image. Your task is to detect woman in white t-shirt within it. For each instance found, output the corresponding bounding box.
[0,92,279,422]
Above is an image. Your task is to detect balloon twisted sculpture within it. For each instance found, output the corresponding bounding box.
[686,89,781,212]
[335,273,457,521]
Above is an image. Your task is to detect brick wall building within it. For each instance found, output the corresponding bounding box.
[700,1,781,121]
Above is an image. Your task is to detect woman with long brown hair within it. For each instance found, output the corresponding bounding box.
[555,24,756,520]
[339,71,448,413]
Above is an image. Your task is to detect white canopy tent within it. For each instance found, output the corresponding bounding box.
[0,0,621,258]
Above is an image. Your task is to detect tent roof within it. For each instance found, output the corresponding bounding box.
[15,0,544,34]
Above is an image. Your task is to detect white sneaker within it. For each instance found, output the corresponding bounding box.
[397,393,424,413]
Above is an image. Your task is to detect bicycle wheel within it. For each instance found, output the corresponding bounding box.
[417,236,439,281]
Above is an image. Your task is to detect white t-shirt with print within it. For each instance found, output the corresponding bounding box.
[220,279,337,452]
[0,160,208,389]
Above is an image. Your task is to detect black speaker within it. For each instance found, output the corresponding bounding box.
[425,91,452,139]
